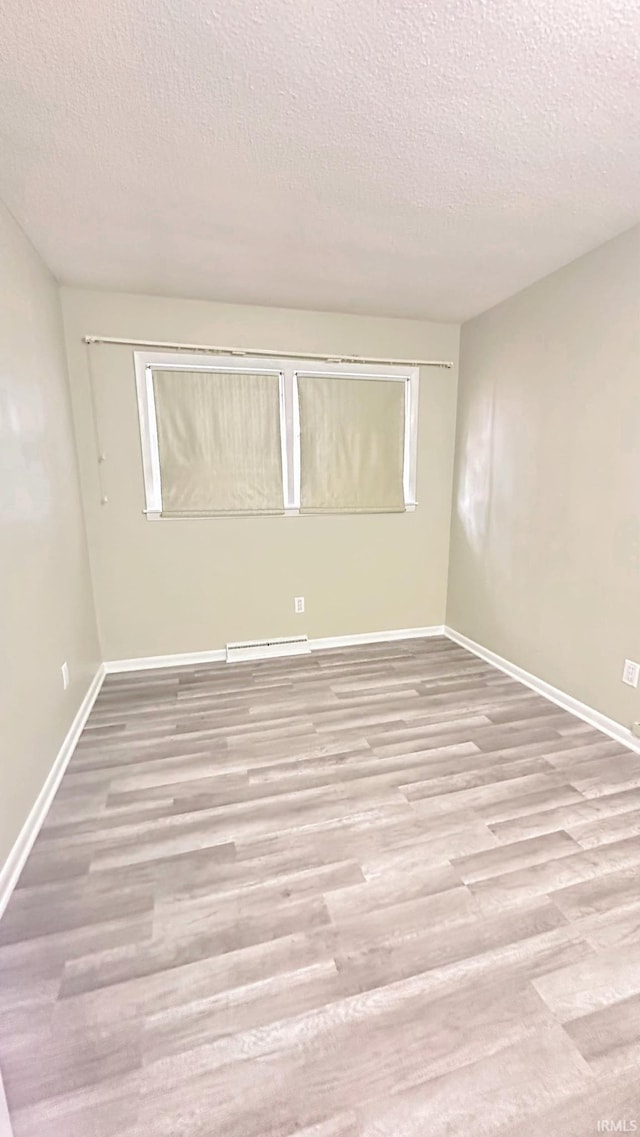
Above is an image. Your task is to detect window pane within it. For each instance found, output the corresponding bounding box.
[297,376,406,512]
[152,370,284,514]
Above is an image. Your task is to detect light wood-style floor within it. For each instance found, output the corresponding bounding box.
[2,637,640,1136]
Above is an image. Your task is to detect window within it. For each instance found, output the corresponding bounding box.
[134,352,419,518]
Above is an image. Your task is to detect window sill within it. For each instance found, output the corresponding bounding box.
[143,504,417,520]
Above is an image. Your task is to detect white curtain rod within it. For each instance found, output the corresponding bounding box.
[83,335,453,369]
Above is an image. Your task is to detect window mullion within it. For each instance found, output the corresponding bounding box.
[277,371,289,510]
[282,367,300,511]
[292,370,301,510]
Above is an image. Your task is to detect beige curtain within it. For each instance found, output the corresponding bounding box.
[297,376,406,512]
[152,370,284,515]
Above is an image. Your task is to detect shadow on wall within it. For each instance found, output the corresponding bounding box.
[456,382,495,556]
[0,375,51,524]
[451,378,533,655]
[0,1067,12,1137]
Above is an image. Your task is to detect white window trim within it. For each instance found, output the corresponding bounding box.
[133,351,419,518]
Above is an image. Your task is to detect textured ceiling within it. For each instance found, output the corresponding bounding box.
[0,0,639,322]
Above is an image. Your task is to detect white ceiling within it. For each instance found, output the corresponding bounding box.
[1,0,639,322]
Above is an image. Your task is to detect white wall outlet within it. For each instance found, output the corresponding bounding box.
[294,596,305,614]
[61,661,70,690]
[622,659,640,688]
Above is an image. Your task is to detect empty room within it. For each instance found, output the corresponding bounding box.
[1,1,640,1134]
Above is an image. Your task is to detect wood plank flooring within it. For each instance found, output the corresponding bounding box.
[1,636,640,1135]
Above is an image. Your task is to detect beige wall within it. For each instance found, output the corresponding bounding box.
[447,226,640,728]
[61,288,460,661]
[0,204,100,868]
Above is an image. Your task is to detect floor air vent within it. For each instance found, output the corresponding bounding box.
[225,636,311,663]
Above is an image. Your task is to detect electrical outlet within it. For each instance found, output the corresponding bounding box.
[61,662,70,691]
[294,596,305,614]
[622,659,640,688]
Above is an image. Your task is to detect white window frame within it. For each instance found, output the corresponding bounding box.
[134,351,419,518]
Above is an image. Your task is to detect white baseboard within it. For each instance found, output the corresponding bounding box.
[310,626,445,652]
[445,626,640,756]
[104,649,226,674]
[104,626,447,673]
[0,665,106,920]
